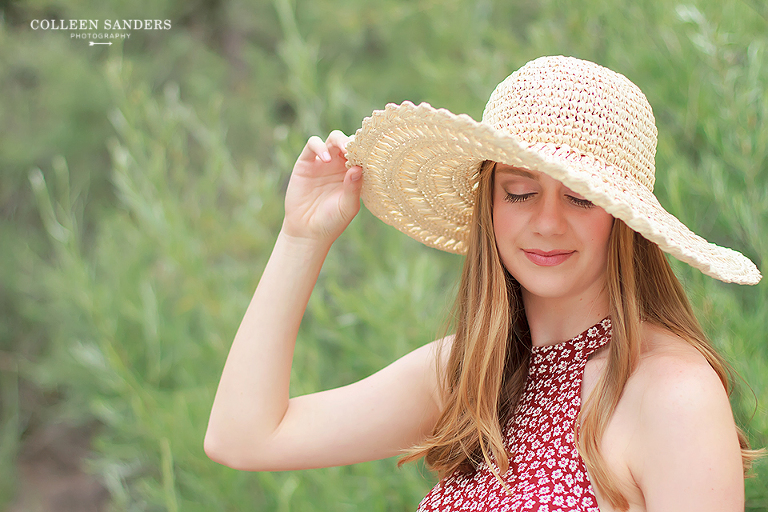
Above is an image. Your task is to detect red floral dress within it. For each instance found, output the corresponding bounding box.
[418,318,611,512]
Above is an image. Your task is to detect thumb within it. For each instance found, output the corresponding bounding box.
[338,166,363,220]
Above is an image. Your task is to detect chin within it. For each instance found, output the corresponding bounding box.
[520,283,578,300]
[512,267,592,299]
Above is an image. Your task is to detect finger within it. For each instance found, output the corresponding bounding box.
[338,166,363,219]
[346,165,362,183]
[342,134,355,159]
[326,130,350,155]
[298,135,332,163]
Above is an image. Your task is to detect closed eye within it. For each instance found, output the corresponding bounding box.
[568,196,595,208]
[504,192,535,203]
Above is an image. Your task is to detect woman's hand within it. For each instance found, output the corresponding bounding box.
[282,130,363,247]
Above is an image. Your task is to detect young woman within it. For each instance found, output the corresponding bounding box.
[204,56,762,511]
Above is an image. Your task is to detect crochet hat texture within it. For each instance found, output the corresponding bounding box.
[345,56,761,285]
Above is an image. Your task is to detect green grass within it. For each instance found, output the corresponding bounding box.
[2,0,767,509]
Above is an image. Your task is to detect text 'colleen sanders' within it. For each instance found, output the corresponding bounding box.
[30,19,172,30]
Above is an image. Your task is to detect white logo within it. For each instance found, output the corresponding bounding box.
[30,19,172,45]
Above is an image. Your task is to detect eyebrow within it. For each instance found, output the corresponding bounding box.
[495,166,539,180]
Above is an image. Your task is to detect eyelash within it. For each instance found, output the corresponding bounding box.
[569,197,595,209]
[504,192,534,203]
[504,192,595,209]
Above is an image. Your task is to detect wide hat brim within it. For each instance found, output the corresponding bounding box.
[345,101,761,285]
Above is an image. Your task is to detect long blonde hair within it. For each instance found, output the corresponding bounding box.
[401,161,757,509]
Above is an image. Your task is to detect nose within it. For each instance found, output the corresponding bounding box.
[530,191,567,236]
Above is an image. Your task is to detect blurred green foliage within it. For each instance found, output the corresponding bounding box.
[1,0,766,510]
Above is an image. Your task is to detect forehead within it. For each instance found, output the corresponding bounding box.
[494,164,540,179]
[494,163,581,193]
[494,164,545,181]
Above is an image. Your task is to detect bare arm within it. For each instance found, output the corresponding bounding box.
[204,132,443,470]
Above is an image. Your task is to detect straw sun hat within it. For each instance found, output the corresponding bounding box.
[345,55,761,285]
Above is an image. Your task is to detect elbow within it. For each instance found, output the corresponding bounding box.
[204,430,246,470]
[203,430,227,466]
[203,429,268,471]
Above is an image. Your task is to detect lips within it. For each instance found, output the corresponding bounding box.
[523,249,575,266]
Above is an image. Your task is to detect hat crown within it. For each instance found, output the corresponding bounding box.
[482,56,658,190]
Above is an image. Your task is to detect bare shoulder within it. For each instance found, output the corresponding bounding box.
[622,323,743,511]
[633,323,728,413]
[630,323,736,446]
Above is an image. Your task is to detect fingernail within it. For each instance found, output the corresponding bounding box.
[350,170,361,182]
[322,151,332,162]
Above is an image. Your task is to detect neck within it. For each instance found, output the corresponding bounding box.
[522,283,609,347]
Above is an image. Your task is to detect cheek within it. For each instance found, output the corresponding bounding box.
[491,195,505,236]
[589,214,615,254]
[492,202,518,239]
